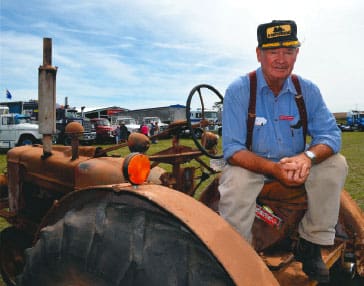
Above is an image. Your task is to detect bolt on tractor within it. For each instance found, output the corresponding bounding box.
[0,38,363,286]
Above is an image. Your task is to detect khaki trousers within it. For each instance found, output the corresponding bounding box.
[218,154,348,245]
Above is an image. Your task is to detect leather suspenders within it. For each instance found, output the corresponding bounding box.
[291,74,308,147]
[246,71,307,150]
[246,71,257,151]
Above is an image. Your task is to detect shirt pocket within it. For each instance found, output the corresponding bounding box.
[252,124,270,154]
[289,119,305,152]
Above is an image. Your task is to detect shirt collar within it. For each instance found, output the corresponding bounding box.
[255,67,298,95]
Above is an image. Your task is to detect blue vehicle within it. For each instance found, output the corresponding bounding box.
[342,110,364,131]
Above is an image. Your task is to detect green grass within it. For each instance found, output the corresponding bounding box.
[340,132,364,208]
[0,132,363,285]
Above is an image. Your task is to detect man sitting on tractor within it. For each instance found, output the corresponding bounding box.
[218,20,348,283]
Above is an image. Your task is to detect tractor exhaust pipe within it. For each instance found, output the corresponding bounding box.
[38,38,57,159]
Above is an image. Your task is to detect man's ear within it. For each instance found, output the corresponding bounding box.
[256,47,262,63]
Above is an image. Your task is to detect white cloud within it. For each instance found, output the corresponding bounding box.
[1,0,363,112]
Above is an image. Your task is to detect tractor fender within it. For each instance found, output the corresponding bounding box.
[32,183,279,286]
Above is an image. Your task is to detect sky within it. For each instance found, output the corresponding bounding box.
[1,0,363,113]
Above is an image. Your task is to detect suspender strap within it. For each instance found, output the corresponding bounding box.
[246,71,257,151]
[291,74,307,146]
[247,71,307,150]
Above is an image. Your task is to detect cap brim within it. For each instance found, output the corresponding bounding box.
[260,40,301,49]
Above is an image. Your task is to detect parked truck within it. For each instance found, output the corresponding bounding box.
[90,117,117,144]
[0,100,39,122]
[55,104,96,145]
[175,108,221,138]
[346,110,364,131]
[0,112,42,149]
[338,110,364,132]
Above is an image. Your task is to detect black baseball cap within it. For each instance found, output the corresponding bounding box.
[257,20,301,49]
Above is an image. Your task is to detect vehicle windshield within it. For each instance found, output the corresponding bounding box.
[204,112,218,119]
[144,117,159,124]
[14,116,32,124]
[65,110,80,119]
[121,118,137,125]
[98,119,111,126]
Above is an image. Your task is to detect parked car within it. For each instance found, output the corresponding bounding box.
[90,118,117,143]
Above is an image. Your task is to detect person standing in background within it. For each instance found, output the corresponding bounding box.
[140,122,149,137]
[115,125,120,144]
[119,121,128,142]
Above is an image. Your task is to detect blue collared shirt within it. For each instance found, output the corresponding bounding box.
[222,67,341,162]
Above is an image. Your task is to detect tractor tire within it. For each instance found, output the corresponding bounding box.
[17,189,235,286]
[0,227,33,286]
[325,259,364,286]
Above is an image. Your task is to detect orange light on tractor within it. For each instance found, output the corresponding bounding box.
[122,153,151,185]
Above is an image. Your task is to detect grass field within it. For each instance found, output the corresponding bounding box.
[0,132,363,285]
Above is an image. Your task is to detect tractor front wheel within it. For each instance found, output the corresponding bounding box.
[17,189,235,286]
[0,227,32,286]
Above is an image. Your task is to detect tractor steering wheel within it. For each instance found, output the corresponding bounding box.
[186,84,223,159]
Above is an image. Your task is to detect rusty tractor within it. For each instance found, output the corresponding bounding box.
[0,39,363,286]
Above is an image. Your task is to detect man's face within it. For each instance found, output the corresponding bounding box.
[256,47,299,82]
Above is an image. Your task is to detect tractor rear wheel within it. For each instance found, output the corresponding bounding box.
[17,188,235,286]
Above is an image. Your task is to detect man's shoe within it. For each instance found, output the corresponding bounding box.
[293,238,330,283]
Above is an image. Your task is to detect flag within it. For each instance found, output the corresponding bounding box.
[6,89,12,100]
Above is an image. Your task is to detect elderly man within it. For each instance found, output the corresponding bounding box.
[218,20,348,283]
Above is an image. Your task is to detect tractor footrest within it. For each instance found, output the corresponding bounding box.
[261,251,294,271]
[271,242,345,286]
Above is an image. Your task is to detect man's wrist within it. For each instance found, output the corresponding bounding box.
[304,150,317,164]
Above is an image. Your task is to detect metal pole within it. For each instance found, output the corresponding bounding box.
[38,38,57,158]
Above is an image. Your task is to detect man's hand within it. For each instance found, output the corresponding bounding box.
[274,154,312,186]
[229,145,332,187]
